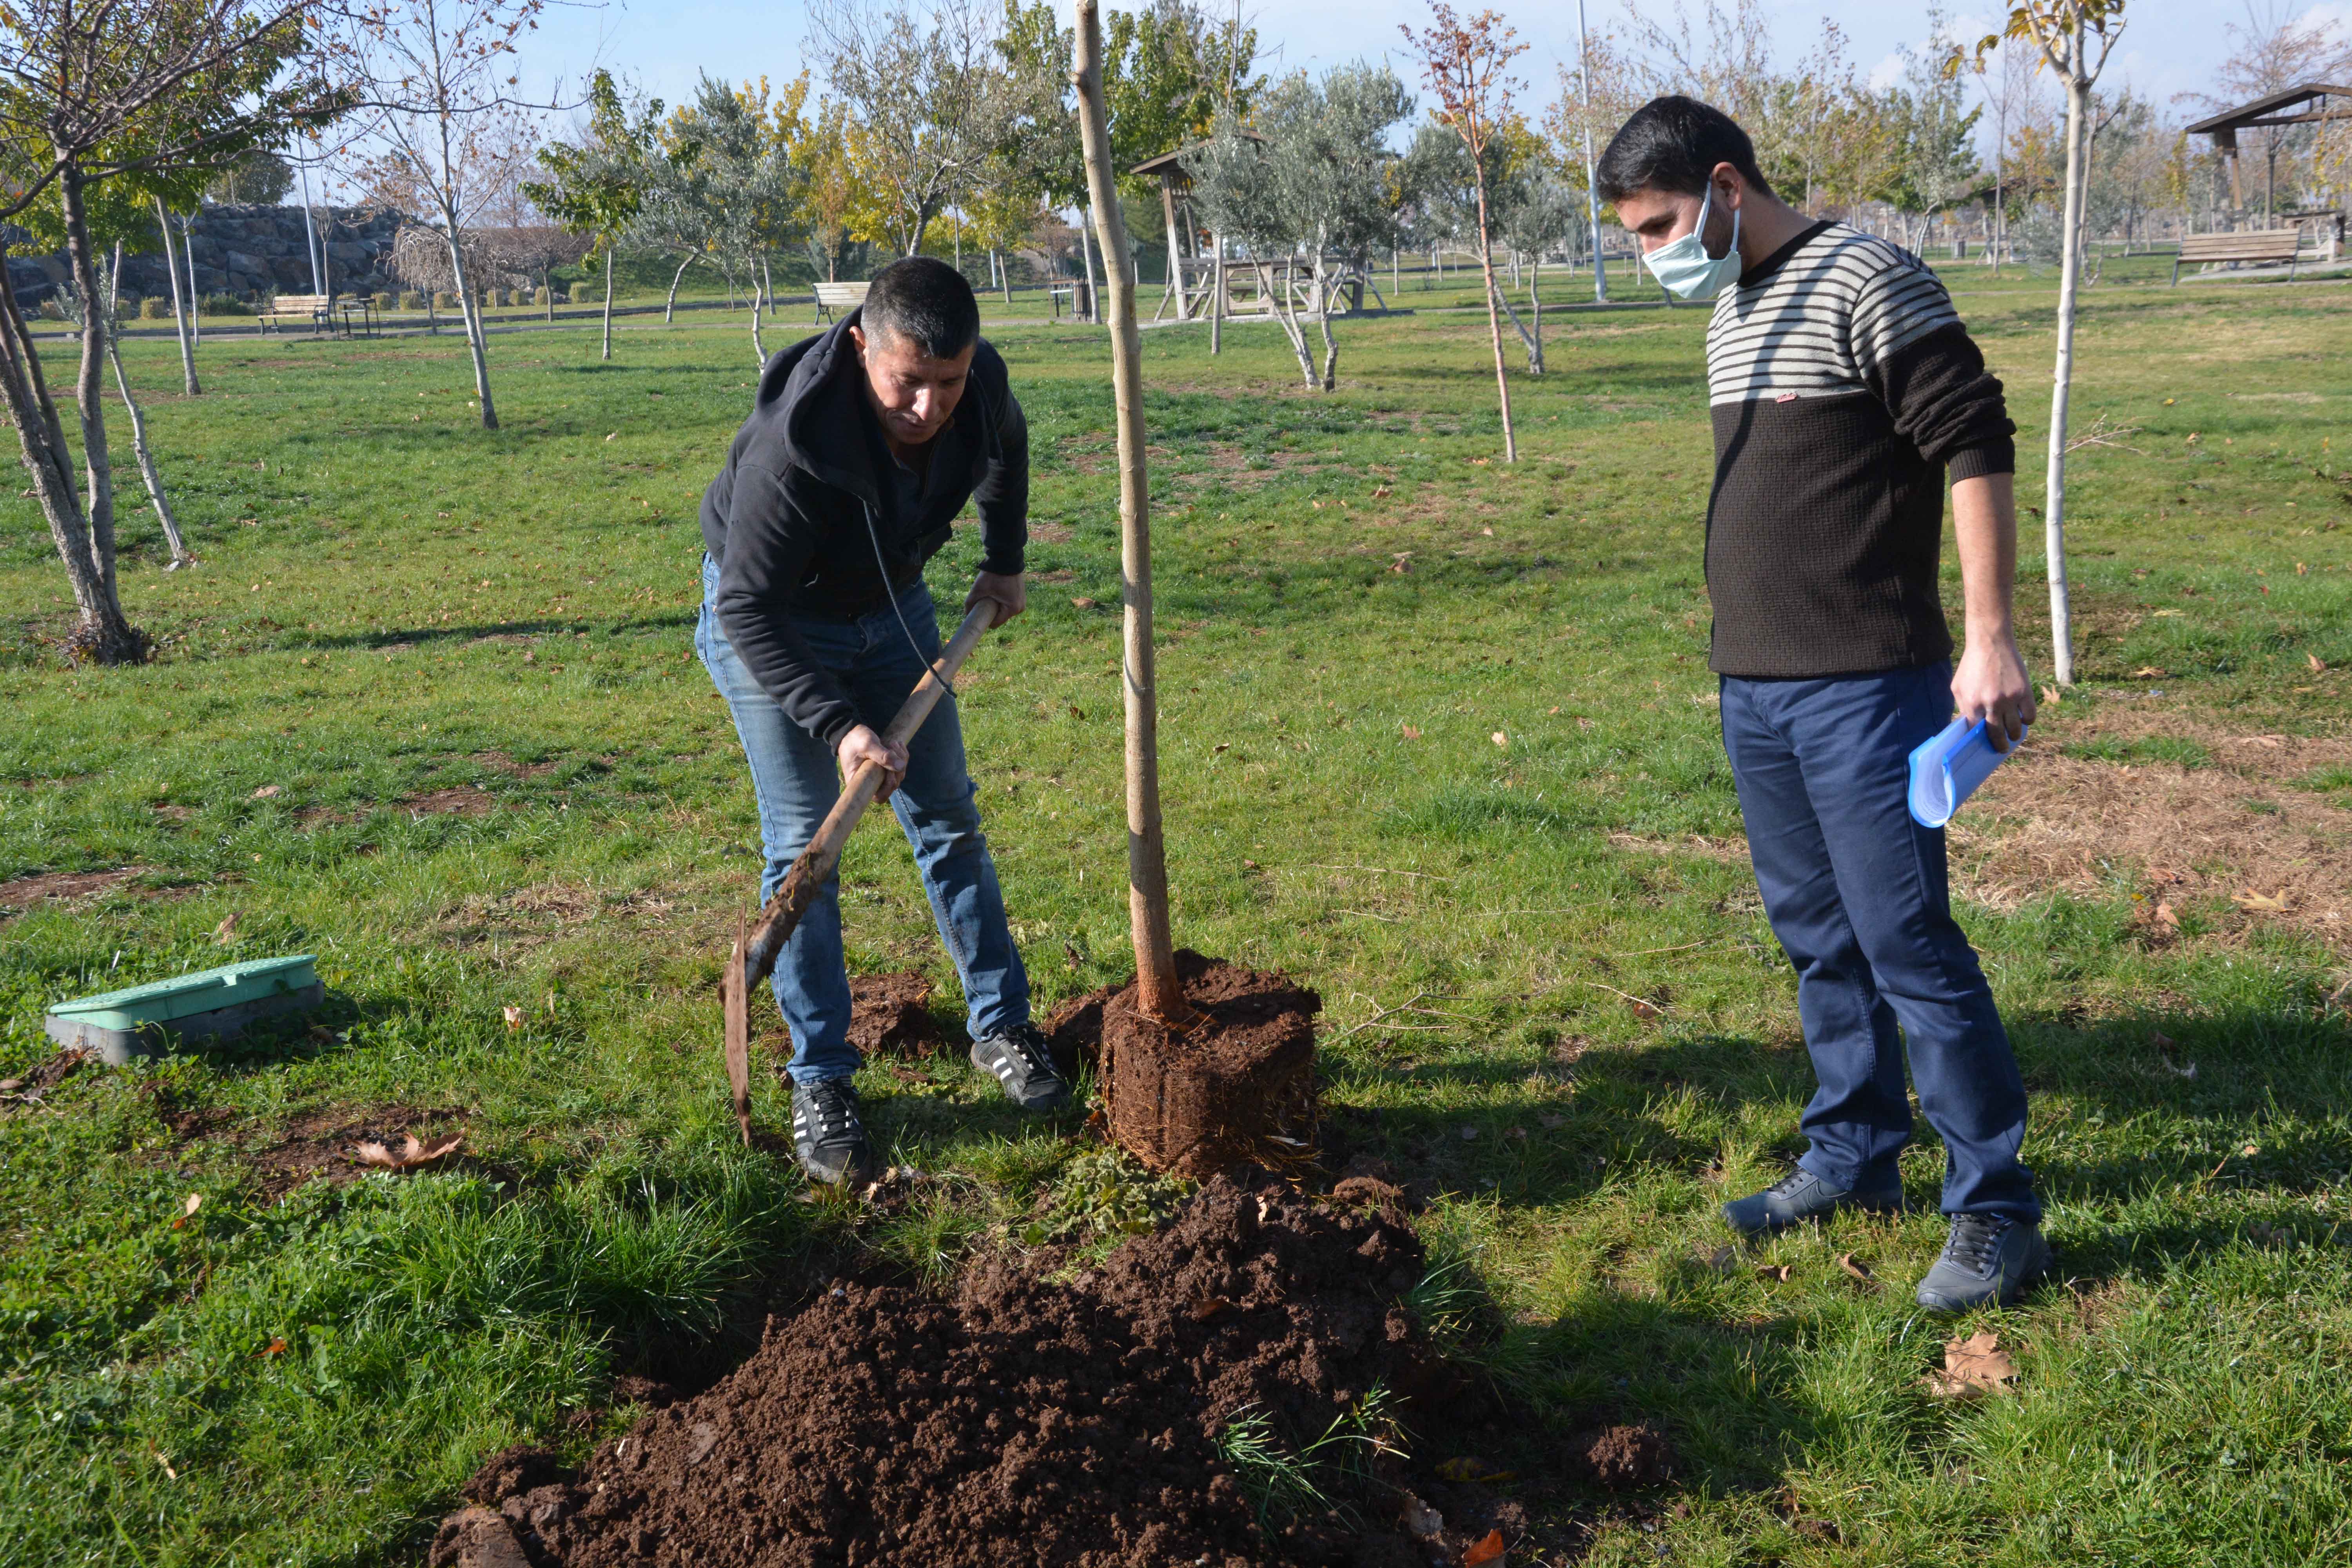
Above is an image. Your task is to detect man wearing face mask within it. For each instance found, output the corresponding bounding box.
[1596,96,2047,1311]
[697,256,1068,1186]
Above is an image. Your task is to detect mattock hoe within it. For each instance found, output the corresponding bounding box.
[720,603,997,1146]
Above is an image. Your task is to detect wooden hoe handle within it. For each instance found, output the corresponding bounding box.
[723,603,996,1145]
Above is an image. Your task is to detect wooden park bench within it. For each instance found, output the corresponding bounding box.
[258,294,379,337]
[813,280,869,322]
[2172,230,2303,285]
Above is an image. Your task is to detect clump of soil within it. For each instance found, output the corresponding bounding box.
[1099,950,1320,1177]
[437,1178,1517,1568]
[845,970,949,1057]
[1575,1423,1677,1490]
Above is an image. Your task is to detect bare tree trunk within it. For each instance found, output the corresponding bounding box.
[1074,0,1185,1025]
[1079,207,1103,324]
[2043,33,2088,686]
[543,266,554,321]
[1471,173,1517,462]
[1210,234,1224,355]
[666,254,693,321]
[178,213,203,345]
[60,175,123,606]
[1263,262,1319,389]
[1494,285,1543,375]
[601,248,615,362]
[762,256,774,321]
[153,198,199,396]
[440,227,499,431]
[104,243,193,569]
[748,269,767,365]
[1312,250,1338,391]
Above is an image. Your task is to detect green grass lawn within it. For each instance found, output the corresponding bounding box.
[3,257,2349,1566]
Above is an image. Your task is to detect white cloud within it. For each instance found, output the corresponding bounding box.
[1867,49,1907,92]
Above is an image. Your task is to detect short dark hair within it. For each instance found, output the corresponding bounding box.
[861,256,980,358]
[1595,95,1775,206]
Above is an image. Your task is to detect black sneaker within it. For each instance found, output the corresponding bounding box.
[968,1022,1071,1111]
[1721,1167,1904,1237]
[791,1078,877,1185]
[1916,1213,2052,1311]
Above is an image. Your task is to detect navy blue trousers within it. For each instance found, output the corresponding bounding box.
[1720,663,2039,1221]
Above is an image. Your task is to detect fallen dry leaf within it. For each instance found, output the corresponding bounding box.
[1071,596,1096,609]
[211,911,241,944]
[354,1131,465,1172]
[1755,1263,1793,1283]
[1925,1330,2018,1396]
[1837,1252,1878,1290]
[1401,724,1421,740]
[2040,684,2061,706]
[2154,901,2180,930]
[250,784,282,800]
[2234,889,2289,914]
[171,1192,202,1230]
[2131,667,2168,679]
[1626,997,1661,1023]
[1490,730,1508,747]
[1463,1530,1507,1566]
[502,1004,525,1030]
[1401,1497,1444,1540]
[260,1337,288,1358]
[1187,1296,1233,1322]
[1371,484,1392,497]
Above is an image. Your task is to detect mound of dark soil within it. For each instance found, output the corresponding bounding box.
[843,971,948,1057]
[439,1179,1506,1568]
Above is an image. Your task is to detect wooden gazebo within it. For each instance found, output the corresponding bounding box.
[2185,82,2352,223]
[1129,142,1367,323]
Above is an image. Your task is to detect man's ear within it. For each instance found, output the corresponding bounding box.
[1713,162,1744,211]
[847,325,867,359]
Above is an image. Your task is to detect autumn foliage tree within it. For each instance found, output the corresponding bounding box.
[1400,2,1527,463]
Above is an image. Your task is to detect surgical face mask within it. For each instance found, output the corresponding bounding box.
[1642,187,1742,302]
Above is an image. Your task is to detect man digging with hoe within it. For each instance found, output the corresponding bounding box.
[697,258,1069,1184]
[1600,97,2050,1312]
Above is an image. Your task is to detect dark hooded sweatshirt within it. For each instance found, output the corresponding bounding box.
[699,309,1028,748]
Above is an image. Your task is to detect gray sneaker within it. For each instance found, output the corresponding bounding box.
[791,1078,877,1185]
[1722,1167,1904,1238]
[968,1022,1070,1110]
[1916,1214,2051,1311]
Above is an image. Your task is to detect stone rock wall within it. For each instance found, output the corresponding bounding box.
[9,203,408,306]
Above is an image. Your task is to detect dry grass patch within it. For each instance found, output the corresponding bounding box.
[1952,750,2352,944]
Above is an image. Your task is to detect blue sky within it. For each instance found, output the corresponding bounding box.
[534,0,2341,124]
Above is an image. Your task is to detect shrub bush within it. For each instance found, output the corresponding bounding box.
[401,291,425,311]
[372,291,396,311]
[139,296,172,319]
[433,291,455,310]
[534,286,554,307]
[200,292,252,316]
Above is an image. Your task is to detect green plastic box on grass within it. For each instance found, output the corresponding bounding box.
[45,954,325,1065]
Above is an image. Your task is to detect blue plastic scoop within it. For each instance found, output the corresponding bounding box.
[1907,717,2025,829]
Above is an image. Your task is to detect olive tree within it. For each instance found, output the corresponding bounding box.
[1184,63,1412,392]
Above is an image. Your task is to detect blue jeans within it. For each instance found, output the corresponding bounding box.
[1720,663,2038,1222]
[695,555,1030,1084]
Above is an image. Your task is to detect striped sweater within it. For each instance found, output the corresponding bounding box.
[1703,221,2015,677]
